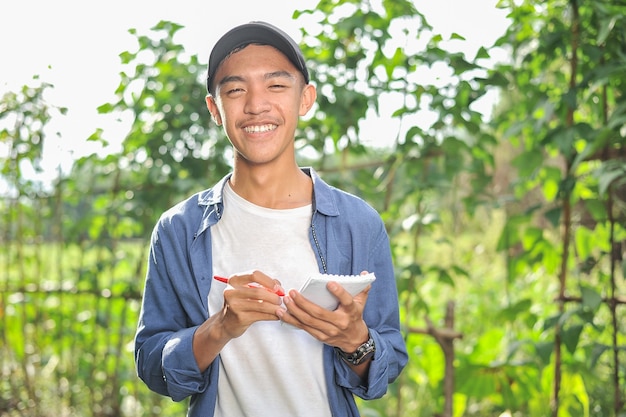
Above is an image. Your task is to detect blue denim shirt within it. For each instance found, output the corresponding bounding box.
[134,168,408,417]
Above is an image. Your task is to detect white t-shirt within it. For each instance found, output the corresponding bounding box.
[208,183,332,417]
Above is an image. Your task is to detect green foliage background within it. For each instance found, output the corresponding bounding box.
[1,1,625,416]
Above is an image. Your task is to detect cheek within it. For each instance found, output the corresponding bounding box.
[216,100,227,117]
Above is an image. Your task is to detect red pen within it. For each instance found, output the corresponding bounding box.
[213,275,285,297]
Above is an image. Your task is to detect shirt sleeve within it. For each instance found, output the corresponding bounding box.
[134,220,212,401]
[333,221,408,399]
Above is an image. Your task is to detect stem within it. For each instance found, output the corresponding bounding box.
[553,1,579,415]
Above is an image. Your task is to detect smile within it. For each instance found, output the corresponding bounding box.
[243,124,277,133]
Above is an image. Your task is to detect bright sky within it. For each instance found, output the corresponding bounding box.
[0,0,508,182]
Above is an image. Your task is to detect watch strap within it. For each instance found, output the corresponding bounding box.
[335,333,376,366]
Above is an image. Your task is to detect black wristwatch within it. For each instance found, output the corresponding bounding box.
[335,333,376,366]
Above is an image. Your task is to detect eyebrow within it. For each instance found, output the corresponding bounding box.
[218,75,245,87]
[265,70,297,81]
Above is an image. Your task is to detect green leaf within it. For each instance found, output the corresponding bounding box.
[501,299,533,322]
[96,102,115,113]
[535,341,553,365]
[544,314,559,331]
[496,216,523,251]
[543,126,575,156]
[580,285,602,313]
[598,168,625,196]
[512,149,543,178]
[589,343,610,369]
[479,71,509,87]
[474,46,490,60]
[119,50,135,64]
[562,324,584,354]
[541,169,560,201]
[431,33,443,43]
[575,227,594,260]
[450,32,466,41]
[597,16,618,45]
[437,268,455,287]
[561,89,577,110]
[544,207,561,228]
[451,265,469,278]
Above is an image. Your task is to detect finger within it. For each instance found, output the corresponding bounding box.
[283,291,336,329]
[353,284,372,303]
[224,289,283,320]
[285,289,333,317]
[224,283,283,305]
[226,303,282,323]
[232,270,285,296]
[327,282,371,309]
[243,286,284,305]
[280,298,349,345]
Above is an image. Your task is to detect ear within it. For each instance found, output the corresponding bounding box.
[299,84,317,117]
[205,95,223,126]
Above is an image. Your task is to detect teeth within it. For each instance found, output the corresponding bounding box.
[244,124,277,133]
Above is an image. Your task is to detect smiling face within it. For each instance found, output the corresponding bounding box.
[206,44,316,170]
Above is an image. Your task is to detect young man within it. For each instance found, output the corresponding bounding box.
[134,21,407,417]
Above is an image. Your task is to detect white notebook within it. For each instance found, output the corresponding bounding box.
[298,272,376,311]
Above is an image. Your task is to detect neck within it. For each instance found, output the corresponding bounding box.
[229,163,312,209]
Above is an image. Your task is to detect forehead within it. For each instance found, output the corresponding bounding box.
[215,44,301,81]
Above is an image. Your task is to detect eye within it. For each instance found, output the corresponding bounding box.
[226,87,245,96]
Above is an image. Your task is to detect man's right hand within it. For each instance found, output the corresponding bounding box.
[220,270,284,338]
[192,270,284,371]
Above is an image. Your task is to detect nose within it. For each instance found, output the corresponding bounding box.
[243,85,271,114]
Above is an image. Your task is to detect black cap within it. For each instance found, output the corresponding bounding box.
[206,21,309,96]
